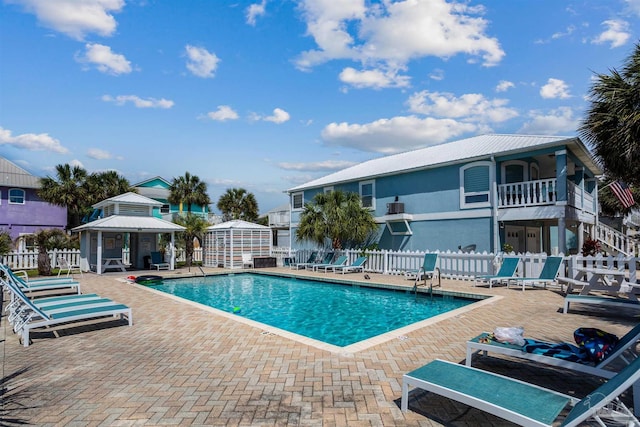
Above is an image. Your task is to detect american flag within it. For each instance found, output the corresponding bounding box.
[610,181,635,208]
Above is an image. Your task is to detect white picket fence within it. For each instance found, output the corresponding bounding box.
[1,248,203,271]
[272,247,639,282]
[3,246,637,283]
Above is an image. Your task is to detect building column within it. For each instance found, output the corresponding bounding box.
[97,230,103,275]
[558,218,566,255]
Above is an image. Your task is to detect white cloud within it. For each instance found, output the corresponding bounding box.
[551,25,576,40]
[6,0,124,40]
[0,126,69,153]
[429,69,445,81]
[321,116,478,154]
[518,107,579,135]
[246,0,266,26]
[496,80,514,92]
[253,108,290,124]
[185,45,219,78]
[76,43,132,75]
[407,90,518,123]
[339,67,410,89]
[206,105,239,121]
[277,160,356,171]
[295,0,504,81]
[69,159,85,168]
[540,78,571,99]
[102,94,174,108]
[591,19,630,48]
[87,148,112,159]
[625,0,640,16]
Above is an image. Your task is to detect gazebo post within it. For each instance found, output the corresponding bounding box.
[97,230,103,275]
[170,232,176,271]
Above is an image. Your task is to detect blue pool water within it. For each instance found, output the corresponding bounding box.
[149,273,476,347]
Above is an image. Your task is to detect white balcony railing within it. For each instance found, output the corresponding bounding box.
[567,181,595,214]
[497,179,557,208]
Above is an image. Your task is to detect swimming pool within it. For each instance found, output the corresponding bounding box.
[148,273,482,349]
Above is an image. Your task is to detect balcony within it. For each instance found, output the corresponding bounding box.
[497,178,595,215]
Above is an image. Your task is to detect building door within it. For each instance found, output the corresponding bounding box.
[505,225,525,253]
[525,227,541,253]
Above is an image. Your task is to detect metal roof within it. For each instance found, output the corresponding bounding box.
[0,157,41,188]
[208,220,270,230]
[73,215,185,232]
[136,186,169,200]
[93,192,162,208]
[287,134,602,192]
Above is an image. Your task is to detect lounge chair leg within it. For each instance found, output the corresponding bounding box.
[401,381,409,412]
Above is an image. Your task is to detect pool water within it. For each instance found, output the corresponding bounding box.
[150,273,476,347]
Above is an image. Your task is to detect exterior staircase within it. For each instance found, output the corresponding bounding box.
[595,221,639,256]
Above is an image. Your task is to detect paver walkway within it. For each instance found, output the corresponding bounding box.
[1,268,638,426]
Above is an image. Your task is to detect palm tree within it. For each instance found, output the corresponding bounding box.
[217,188,259,222]
[598,177,640,216]
[579,41,640,186]
[296,190,378,250]
[0,230,12,257]
[30,228,70,276]
[168,172,211,214]
[84,171,135,206]
[38,164,89,229]
[173,213,209,268]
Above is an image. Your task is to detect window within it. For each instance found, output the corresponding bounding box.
[160,204,170,214]
[359,180,375,209]
[9,189,25,204]
[323,186,333,193]
[460,162,493,208]
[292,192,303,210]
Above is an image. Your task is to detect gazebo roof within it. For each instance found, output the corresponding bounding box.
[208,220,270,230]
[73,215,185,233]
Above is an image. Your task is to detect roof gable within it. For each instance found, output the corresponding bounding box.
[133,176,171,189]
[93,192,162,208]
[208,220,269,230]
[0,157,41,189]
[287,134,601,192]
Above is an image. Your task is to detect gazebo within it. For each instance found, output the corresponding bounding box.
[73,193,185,274]
[203,220,272,269]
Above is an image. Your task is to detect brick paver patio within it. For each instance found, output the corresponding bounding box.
[1,268,638,426]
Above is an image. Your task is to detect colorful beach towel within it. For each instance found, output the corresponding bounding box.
[573,328,619,363]
[522,339,589,363]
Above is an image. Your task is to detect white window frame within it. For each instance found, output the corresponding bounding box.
[459,161,493,209]
[8,188,25,205]
[160,204,170,214]
[292,192,304,211]
[530,163,540,181]
[359,180,375,210]
[323,186,333,193]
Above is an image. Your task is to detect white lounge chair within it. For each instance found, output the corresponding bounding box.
[150,251,169,270]
[401,357,640,426]
[563,294,640,314]
[1,264,80,294]
[2,276,132,347]
[507,256,564,291]
[242,253,253,268]
[312,255,348,272]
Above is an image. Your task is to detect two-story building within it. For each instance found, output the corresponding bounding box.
[287,134,602,255]
[0,156,67,247]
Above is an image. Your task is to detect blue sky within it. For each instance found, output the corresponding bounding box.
[1,0,639,214]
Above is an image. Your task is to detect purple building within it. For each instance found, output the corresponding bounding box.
[0,156,67,247]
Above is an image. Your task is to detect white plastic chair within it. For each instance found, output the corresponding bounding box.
[57,257,83,278]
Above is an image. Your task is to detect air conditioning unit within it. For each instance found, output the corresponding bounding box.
[387,202,404,214]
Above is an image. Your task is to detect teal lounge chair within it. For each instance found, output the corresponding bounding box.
[312,255,348,272]
[150,251,169,270]
[401,357,640,426]
[2,277,132,347]
[563,294,640,314]
[332,256,367,274]
[473,256,520,289]
[466,323,640,387]
[507,256,564,291]
[1,264,80,294]
[289,251,320,270]
[404,253,438,280]
[299,252,334,270]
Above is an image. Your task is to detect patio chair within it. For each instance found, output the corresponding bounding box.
[404,253,438,281]
[0,264,80,294]
[507,256,564,291]
[332,256,368,274]
[289,251,318,270]
[242,253,253,268]
[401,357,640,426]
[473,256,520,289]
[466,323,640,401]
[2,276,132,347]
[150,251,169,270]
[312,255,348,272]
[56,256,83,278]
